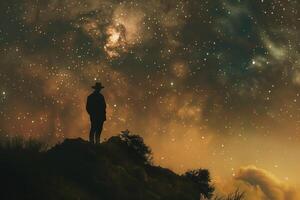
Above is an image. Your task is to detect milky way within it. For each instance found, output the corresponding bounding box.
[0,0,299,198]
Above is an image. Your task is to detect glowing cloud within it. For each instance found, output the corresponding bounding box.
[235,166,299,200]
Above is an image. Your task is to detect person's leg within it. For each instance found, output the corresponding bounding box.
[95,121,104,144]
[89,128,94,144]
[89,118,96,144]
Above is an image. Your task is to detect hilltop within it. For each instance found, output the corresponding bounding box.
[0,132,216,200]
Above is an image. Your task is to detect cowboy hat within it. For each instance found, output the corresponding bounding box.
[92,82,104,90]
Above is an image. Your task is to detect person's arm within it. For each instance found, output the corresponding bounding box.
[86,96,91,114]
[103,96,107,121]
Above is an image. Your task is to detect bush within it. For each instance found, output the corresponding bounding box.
[184,169,215,199]
[0,136,46,152]
[213,189,245,200]
[120,130,153,165]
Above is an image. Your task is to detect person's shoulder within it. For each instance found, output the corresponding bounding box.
[97,93,105,101]
[88,92,95,98]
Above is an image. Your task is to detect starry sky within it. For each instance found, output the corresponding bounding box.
[0,0,299,199]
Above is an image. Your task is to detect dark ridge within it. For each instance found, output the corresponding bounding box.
[0,134,214,200]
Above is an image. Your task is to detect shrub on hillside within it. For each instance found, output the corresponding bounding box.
[184,169,215,199]
[120,129,153,165]
[213,189,245,200]
[0,136,45,152]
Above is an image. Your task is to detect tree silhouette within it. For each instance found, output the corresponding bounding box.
[120,129,153,165]
[184,169,214,199]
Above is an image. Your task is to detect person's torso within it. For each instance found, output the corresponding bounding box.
[88,92,105,115]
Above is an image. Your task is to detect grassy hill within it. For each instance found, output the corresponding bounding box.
[0,132,244,200]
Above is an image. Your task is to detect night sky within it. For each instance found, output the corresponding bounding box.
[0,0,299,199]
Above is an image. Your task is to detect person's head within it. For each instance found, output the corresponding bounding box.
[91,82,104,92]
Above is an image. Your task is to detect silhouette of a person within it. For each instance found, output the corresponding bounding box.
[86,82,106,144]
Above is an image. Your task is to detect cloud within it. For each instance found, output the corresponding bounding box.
[235,166,299,200]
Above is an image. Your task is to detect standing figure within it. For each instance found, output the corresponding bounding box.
[86,82,106,144]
